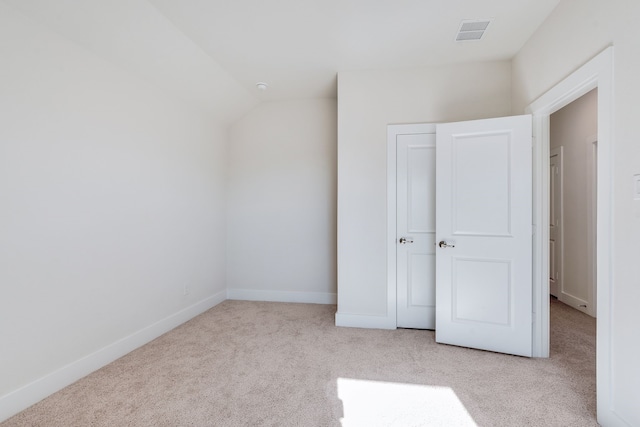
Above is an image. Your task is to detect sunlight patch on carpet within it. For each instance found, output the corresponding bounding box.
[337,378,477,426]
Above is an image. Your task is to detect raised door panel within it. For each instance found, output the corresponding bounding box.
[452,133,511,237]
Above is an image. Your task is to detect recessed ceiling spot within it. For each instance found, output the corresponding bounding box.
[256,82,268,91]
[456,19,491,42]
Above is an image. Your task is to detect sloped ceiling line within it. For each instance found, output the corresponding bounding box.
[4,0,561,123]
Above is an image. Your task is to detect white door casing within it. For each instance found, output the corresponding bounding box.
[396,133,436,329]
[435,115,533,357]
[549,147,564,298]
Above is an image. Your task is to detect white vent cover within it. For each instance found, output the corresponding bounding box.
[456,19,491,42]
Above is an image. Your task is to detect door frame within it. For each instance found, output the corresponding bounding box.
[526,46,613,420]
[387,123,436,329]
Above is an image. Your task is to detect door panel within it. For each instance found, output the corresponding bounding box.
[409,253,435,307]
[397,133,436,329]
[435,115,532,357]
[453,258,511,325]
[452,134,511,236]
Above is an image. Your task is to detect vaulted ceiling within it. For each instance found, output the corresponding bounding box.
[4,0,560,123]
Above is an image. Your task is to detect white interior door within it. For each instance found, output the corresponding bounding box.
[435,115,533,357]
[396,133,436,329]
[549,148,563,298]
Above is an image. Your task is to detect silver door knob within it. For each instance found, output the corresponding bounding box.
[438,240,455,248]
[399,237,414,244]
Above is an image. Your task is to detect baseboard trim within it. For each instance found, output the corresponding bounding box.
[559,292,594,317]
[0,290,227,423]
[335,312,396,330]
[227,289,336,305]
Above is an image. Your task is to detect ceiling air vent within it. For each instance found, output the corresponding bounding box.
[455,19,491,42]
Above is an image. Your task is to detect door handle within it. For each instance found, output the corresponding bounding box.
[438,240,455,248]
[399,237,414,244]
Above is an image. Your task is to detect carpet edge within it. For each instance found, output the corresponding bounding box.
[0,290,227,423]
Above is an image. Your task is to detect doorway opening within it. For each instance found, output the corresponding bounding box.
[548,90,598,417]
[528,46,613,423]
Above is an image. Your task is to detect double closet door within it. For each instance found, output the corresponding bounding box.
[393,115,533,357]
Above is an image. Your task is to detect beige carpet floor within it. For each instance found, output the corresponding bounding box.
[2,299,597,426]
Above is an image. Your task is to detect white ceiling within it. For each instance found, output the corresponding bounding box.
[4,0,561,123]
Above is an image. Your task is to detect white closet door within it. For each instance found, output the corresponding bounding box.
[396,132,436,329]
[435,115,533,357]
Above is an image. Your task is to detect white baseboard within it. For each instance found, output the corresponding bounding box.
[227,288,336,305]
[559,292,594,317]
[0,290,227,423]
[335,312,396,330]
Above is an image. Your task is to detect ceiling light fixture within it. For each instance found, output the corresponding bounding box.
[256,82,268,91]
[455,19,492,42]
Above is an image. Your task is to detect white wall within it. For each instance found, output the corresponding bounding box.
[513,1,640,424]
[227,99,337,303]
[3,0,258,124]
[0,3,227,418]
[550,89,597,314]
[336,62,512,324]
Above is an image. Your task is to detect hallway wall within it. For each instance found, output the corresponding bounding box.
[550,89,598,316]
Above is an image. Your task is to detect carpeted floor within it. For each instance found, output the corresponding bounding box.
[2,299,597,426]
